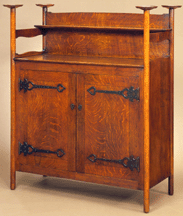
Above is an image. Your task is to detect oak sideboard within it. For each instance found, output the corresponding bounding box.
[4,4,181,213]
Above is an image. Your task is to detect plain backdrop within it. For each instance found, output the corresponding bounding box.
[0,0,183,215]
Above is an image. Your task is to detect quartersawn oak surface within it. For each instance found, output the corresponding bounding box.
[46,12,169,28]
[16,69,76,172]
[78,73,143,183]
[15,54,144,68]
[15,61,143,190]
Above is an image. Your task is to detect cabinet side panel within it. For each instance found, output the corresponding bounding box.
[150,58,170,188]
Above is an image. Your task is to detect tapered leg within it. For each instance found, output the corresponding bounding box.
[135,6,156,213]
[144,187,150,213]
[168,175,173,195]
[10,168,16,190]
[162,4,181,196]
[3,4,23,191]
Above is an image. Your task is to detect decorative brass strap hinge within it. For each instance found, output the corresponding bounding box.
[87,86,139,102]
[19,78,66,93]
[87,154,140,172]
[19,142,65,158]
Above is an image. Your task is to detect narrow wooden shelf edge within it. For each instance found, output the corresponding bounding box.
[35,25,172,33]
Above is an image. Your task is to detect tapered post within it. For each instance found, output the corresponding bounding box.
[162,5,181,196]
[136,5,157,213]
[4,4,23,190]
[36,4,54,51]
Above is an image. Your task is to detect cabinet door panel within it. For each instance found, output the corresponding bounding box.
[77,72,143,181]
[16,69,76,172]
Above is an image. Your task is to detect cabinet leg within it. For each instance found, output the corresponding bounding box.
[10,170,16,190]
[144,188,150,213]
[168,175,173,195]
[10,149,16,190]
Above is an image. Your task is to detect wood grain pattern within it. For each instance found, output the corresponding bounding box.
[16,61,142,76]
[46,12,169,28]
[143,9,150,214]
[16,70,76,172]
[16,28,42,38]
[17,164,139,190]
[15,54,144,67]
[76,74,85,173]
[162,4,182,197]
[150,58,170,188]
[35,24,171,32]
[4,5,22,190]
[77,73,142,182]
[45,30,169,59]
[45,12,169,60]
[136,6,157,213]
[10,7,16,190]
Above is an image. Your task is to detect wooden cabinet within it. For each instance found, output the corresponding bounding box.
[15,64,143,182]
[4,4,182,213]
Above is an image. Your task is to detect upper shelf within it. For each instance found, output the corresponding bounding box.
[34,25,171,33]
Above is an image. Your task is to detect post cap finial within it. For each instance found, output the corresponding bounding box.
[136,6,158,11]
[36,4,54,8]
[162,5,182,10]
[3,4,23,9]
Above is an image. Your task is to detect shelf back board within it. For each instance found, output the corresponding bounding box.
[46,12,169,29]
[42,12,170,59]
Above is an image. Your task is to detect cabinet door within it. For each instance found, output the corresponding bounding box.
[77,72,143,181]
[16,69,76,172]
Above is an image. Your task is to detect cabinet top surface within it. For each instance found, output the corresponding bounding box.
[15,54,144,68]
